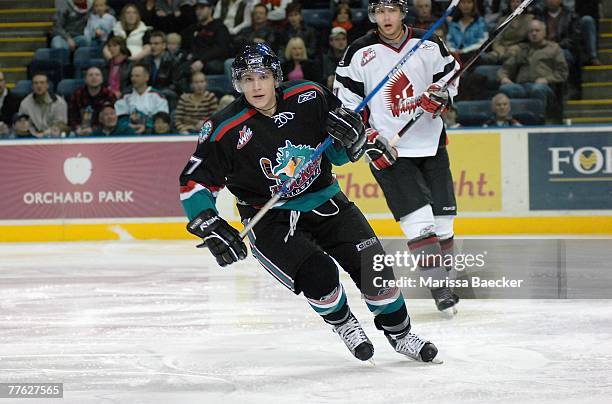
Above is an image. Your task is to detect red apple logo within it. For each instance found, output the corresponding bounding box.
[64,153,92,185]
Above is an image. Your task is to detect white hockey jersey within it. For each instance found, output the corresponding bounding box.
[334,27,460,157]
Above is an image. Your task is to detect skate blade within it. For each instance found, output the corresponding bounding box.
[368,358,376,366]
[439,305,458,318]
[429,357,444,364]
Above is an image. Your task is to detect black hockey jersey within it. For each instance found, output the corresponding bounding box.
[179,80,351,220]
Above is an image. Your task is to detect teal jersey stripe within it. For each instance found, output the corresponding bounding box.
[366,294,406,316]
[324,144,350,166]
[181,189,217,221]
[210,107,250,142]
[246,230,295,289]
[275,183,341,212]
[283,81,324,95]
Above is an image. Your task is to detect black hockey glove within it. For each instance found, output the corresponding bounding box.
[187,209,248,267]
[365,128,398,170]
[326,107,366,162]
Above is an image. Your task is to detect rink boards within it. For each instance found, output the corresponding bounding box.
[1,126,611,242]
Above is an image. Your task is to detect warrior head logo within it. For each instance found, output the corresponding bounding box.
[384,71,418,117]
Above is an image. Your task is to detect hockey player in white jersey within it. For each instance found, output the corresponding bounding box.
[334,0,461,313]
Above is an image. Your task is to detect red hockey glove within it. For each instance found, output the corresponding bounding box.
[420,84,449,115]
[365,128,398,170]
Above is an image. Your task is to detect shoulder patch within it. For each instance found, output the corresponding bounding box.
[199,120,213,143]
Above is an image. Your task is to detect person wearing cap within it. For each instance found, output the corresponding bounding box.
[6,113,35,139]
[180,0,231,75]
[322,27,348,90]
[92,103,136,136]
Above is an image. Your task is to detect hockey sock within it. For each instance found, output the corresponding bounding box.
[407,233,448,285]
[439,236,454,272]
[366,287,411,336]
[297,252,350,325]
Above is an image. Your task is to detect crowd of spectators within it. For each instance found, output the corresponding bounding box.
[0,0,604,138]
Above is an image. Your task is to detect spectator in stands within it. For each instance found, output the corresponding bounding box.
[84,0,117,46]
[92,103,136,136]
[259,0,291,25]
[0,71,20,136]
[280,2,317,60]
[484,93,522,127]
[18,73,68,138]
[218,93,235,110]
[234,3,275,48]
[442,105,461,129]
[115,63,169,134]
[574,0,601,66]
[447,0,488,62]
[484,0,534,64]
[322,27,348,90]
[143,31,180,108]
[534,0,582,96]
[214,0,254,36]
[51,0,92,50]
[175,71,218,134]
[332,4,352,34]
[411,0,438,30]
[181,0,232,74]
[166,32,183,55]
[104,3,152,61]
[152,111,173,134]
[69,66,117,134]
[498,20,568,121]
[281,37,321,83]
[137,0,159,28]
[154,0,190,33]
[7,113,35,139]
[105,36,132,97]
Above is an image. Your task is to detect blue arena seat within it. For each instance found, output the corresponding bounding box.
[34,48,70,66]
[12,80,32,99]
[510,99,545,125]
[207,74,234,97]
[57,79,85,101]
[302,8,333,29]
[74,46,103,63]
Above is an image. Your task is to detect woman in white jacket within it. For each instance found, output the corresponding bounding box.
[103,3,152,61]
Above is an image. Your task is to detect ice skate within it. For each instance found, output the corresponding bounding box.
[386,331,440,363]
[431,287,459,316]
[333,312,374,361]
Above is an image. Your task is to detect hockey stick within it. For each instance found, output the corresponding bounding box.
[238,0,461,239]
[387,0,535,147]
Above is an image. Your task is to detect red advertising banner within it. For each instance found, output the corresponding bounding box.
[0,139,196,220]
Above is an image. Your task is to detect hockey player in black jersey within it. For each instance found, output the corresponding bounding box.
[334,0,460,315]
[179,42,439,363]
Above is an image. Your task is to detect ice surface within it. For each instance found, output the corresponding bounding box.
[1,240,611,404]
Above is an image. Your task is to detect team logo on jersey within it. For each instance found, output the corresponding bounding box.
[199,120,213,143]
[419,43,436,51]
[237,125,253,149]
[259,140,322,198]
[298,90,317,104]
[361,48,376,66]
[385,71,419,117]
[272,111,295,128]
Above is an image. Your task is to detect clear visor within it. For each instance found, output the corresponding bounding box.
[235,67,273,82]
[368,3,403,22]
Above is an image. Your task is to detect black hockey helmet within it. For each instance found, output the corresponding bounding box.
[368,0,408,23]
[231,42,283,93]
